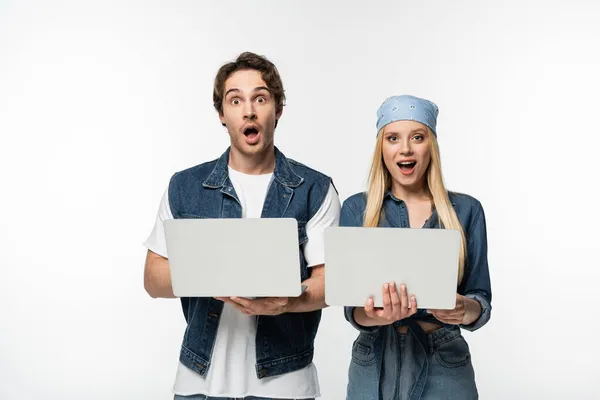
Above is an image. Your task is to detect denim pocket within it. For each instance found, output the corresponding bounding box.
[434,334,471,368]
[351,332,377,366]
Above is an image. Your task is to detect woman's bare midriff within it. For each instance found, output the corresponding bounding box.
[395,320,443,334]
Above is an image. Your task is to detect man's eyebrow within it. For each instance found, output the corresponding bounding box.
[224,88,240,97]
[253,86,271,93]
[224,86,271,97]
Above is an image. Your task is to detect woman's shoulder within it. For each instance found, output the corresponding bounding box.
[342,191,368,211]
[448,191,486,229]
[449,191,483,209]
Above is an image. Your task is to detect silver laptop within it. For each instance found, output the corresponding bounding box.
[164,218,303,297]
[324,227,460,310]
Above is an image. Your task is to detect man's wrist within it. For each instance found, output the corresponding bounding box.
[280,296,297,314]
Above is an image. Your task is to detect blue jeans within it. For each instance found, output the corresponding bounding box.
[412,330,478,399]
[347,324,478,399]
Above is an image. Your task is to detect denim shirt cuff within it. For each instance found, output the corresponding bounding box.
[459,293,491,332]
[344,306,380,334]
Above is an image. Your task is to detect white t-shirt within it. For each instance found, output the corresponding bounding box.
[144,167,341,399]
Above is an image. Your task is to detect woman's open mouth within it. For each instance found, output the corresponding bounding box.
[397,161,417,175]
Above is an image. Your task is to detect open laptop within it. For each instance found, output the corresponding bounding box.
[324,227,460,310]
[164,218,304,298]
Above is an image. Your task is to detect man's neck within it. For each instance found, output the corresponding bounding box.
[228,145,276,175]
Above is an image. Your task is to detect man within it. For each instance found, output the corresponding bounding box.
[143,51,340,400]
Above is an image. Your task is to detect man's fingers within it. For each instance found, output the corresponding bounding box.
[215,297,288,316]
[219,296,288,316]
[215,297,237,306]
[228,301,251,314]
[230,296,253,308]
[269,297,289,306]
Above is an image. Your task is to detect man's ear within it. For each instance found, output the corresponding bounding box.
[219,112,226,127]
[274,109,283,129]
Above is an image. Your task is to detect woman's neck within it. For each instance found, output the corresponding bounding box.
[391,181,432,203]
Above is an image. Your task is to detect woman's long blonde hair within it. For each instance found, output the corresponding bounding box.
[363,127,467,284]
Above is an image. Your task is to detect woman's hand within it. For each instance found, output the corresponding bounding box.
[353,282,417,327]
[428,293,482,325]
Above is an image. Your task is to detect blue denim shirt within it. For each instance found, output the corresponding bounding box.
[168,146,333,379]
[340,191,492,333]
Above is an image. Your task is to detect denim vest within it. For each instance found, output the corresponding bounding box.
[167,146,333,379]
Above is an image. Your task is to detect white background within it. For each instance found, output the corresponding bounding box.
[1,1,599,399]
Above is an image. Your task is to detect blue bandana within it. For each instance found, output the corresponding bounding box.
[376,95,439,136]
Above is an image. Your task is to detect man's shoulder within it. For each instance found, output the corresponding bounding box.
[286,157,331,183]
[169,157,220,186]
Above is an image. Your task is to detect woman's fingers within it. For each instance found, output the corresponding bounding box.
[409,294,417,316]
[363,284,419,325]
[364,297,376,319]
[399,284,409,315]
[390,282,402,317]
[381,283,393,320]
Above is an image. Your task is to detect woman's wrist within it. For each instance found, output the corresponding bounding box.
[461,296,482,325]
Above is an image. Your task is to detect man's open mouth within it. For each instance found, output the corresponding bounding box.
[242,125,261,144]
[244,127,259,137]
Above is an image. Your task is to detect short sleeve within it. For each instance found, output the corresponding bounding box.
[302,183,341,267]
[143,187,174,258]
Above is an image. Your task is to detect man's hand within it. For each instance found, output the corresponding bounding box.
[215,264,327,315]
[215,296,290,316]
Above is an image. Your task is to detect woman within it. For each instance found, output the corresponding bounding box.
[341,95,492,400]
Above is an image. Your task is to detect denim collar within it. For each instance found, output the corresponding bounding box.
[385,189,457,206]
[202,146,304,189]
